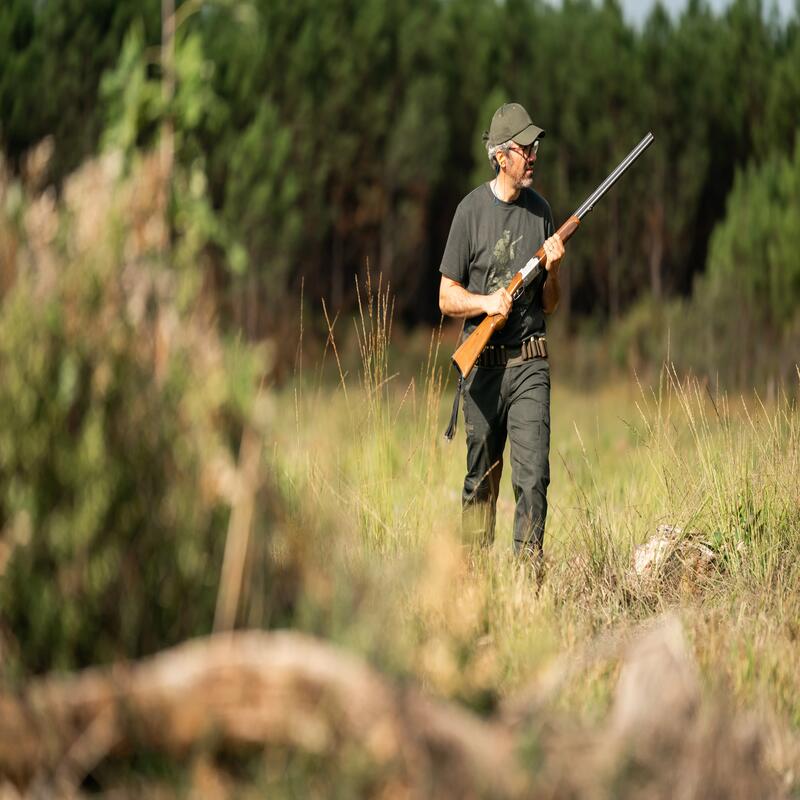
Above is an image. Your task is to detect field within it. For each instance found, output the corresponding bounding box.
[266,285,800,795]
[4,0,800,784]
[2,152,798,794]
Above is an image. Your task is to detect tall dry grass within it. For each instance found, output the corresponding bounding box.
[2,142,797,793]
[272,277,800,789]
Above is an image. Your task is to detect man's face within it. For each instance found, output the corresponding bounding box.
[503,140,538,188]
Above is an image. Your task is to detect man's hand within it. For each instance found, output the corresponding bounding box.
[542,233,565,272]
[483,288,513,319]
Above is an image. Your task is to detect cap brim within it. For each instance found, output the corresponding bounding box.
[513,124,545,146]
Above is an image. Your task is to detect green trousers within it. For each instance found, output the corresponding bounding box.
[461,358,550,553]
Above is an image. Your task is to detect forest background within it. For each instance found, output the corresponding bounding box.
[2,0,800,387]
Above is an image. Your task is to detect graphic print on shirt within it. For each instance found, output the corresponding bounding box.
[485,230,523,294]
[485,229,538,311]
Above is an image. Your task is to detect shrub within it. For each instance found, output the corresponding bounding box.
[0,153,265,675]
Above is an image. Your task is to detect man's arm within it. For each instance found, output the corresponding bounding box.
[439,276,512,319]
[542,268,560,314]
[541,233,565,314]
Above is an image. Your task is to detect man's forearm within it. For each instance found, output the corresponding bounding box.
[440,284,490,318]
[542,268,560,314]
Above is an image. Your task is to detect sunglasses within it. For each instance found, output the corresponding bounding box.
[509,140,540,160]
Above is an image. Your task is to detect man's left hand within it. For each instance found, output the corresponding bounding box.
[542,233,565,272]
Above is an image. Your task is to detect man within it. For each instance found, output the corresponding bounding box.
[439,102,565,557]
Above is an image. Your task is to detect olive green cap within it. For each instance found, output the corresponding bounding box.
[484,102,545,147]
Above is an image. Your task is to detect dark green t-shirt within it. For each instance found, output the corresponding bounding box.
[439,182,554,346]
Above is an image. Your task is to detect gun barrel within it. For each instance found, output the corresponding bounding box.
[574,132,654,220]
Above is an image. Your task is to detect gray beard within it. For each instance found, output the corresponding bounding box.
[516,174,534,190]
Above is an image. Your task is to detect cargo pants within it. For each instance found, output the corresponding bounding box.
[461,357,550,553]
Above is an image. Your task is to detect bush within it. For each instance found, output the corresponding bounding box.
[0,153,265,675]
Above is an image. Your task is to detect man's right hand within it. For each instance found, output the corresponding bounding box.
[483,288,513,319]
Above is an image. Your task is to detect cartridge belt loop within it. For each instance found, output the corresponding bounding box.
[522,338,533,360]
[477,335,547,368]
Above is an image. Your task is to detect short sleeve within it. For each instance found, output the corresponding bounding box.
[439,202,471,284]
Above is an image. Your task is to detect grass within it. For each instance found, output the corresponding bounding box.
[270,277,800,768]
[7,149,796,794]
[120,323,800,791]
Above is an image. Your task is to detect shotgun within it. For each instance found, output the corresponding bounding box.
[450,133,655,380]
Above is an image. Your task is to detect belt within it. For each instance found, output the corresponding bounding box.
[443,334,549,440]
[476,335,548,368]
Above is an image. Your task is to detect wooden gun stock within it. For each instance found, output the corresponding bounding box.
[452,215,580,379]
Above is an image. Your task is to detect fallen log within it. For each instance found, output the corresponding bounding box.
[0,630,523,798]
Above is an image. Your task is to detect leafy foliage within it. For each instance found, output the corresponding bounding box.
[0,0,160,181]
[1,0,799,380]
[706,133,800,329]
[0,154,265,675]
